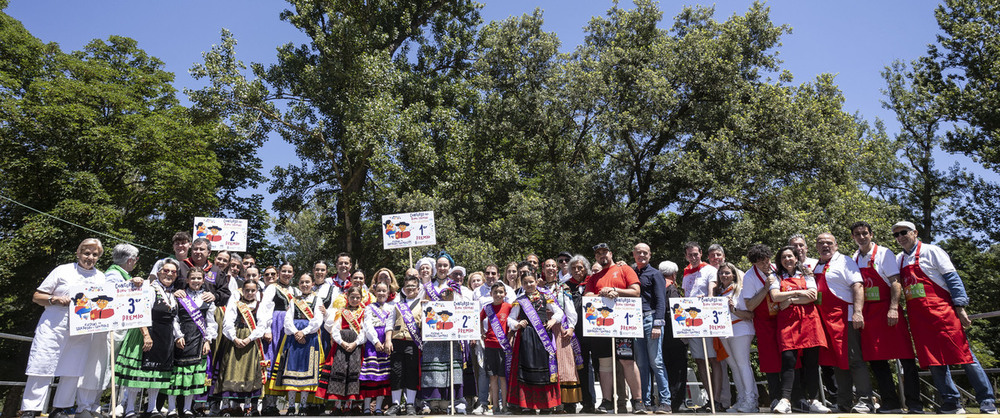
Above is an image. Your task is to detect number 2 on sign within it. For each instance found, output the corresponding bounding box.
[230,231,237,241]
[462,316,469,328]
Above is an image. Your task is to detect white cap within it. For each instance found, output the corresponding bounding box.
[449,266,466,277]
[892,221,917,232]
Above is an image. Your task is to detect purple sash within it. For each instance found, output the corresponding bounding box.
[397,298,423,349]
[371,303,390,324]
[204,270,216,285]
[179,292,207,337]
[424,282,442,301]
[517,294,559,382]
[483,303,513,376]
[542,286,584,367]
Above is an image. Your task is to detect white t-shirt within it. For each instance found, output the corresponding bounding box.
[813,253,863,317]
[852,244,900,287]
[897,242,957,296]
[741,265,771,305]
[803,257,818,272]
[730,286,755,337]
[770,273,817,291]
[682,263,717,298]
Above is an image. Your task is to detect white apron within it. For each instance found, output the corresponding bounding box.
[25,263,103,377]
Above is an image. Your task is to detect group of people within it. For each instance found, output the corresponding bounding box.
[19,219,998,417]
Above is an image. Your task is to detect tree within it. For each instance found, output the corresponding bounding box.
[0,10,263,412]
[189,0,482,270]
[919,0,1000,172]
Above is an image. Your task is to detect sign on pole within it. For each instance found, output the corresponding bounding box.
[193,217,249,252]
[422,300,480,341]
[668,297,733,338]
[69,281,154,336]
[581,296,643,338]
[381,211,436,250]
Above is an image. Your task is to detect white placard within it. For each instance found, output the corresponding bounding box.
[193,217,248,252]
[69,280,154,335]
[581,296,644,338]
[422,300,479,341]
[668,297,733,338]
[381,211,436,250]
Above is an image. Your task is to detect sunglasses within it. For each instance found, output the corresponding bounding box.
[893,230,911,238]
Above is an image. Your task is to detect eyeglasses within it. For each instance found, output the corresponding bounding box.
[893,230,911,238]
[557,259,570,263]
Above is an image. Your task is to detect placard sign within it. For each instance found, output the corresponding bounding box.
[193,217,248,252]
[581,296,643,338]
[381,211,436,250]
[668,297,733,338]
[69,280,154,336]
[422,300,480,341]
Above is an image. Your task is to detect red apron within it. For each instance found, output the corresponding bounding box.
[857,246,915,361]
[900,242,973,367]
[815,261,850,370]
[749,266,781,373]
[776,273,826,352]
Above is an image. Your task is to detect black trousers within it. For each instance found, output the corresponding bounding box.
[870,359,923,411]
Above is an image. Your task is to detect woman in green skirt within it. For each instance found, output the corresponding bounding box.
[165,269,217,417]
[116,259,180,418]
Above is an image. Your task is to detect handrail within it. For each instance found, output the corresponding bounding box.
[0,332,33,342]
[969,310,1000,320]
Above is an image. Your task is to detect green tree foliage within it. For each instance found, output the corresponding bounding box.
[0,9,266,407]
[193,0,901,270]
[919,0,1000,172]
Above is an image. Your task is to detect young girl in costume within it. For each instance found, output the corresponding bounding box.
[361,282,395,414]
[541,258,583,413]
[388,275,424,416]
[258,263,299,414]
[317,285,367,415]
[269,274,324,415]
[506,272,565,413]
[166,269,217,417]
[216,280,267,415]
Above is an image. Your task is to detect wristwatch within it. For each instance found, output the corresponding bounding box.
[48,296,54,305]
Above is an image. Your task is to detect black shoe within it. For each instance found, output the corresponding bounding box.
[49,409,71,418]
[405,404,416,415]
[597,400,614,414]
[20,412,39,418]
[384,404,400,416]
[632,400,648,415]
[581,405,596,414]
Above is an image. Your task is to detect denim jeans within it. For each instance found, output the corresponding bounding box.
[634,314,671,406]
[929,350,996,409]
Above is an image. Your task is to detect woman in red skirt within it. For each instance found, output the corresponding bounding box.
[768,246,829,414]
[506,272,564,413]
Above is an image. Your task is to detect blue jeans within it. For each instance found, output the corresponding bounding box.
[634,314,671,406]
[929,350,996,409]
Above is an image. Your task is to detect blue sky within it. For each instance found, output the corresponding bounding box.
[7,0,986,213]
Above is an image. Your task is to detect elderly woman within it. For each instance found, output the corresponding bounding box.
[117,259,181,418]
[566,254,599,413]
[20,238,105,418]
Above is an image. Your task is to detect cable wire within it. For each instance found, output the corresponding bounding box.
[0,193,171,256]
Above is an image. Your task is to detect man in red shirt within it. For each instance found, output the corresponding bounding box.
[584,243,646,414]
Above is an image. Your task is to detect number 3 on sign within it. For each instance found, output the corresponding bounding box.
[713,311,719,324]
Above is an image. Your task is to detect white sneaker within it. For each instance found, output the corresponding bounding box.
[808,399,831,413]
[940,406,967,414]
[472,404,486,415]
[773,399,792,414]
[456,403,467,414]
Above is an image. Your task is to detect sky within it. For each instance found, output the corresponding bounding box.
[7,0,989,215]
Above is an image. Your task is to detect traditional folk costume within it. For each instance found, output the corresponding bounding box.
[389,295,423,414]
[21,263,104,415]
[506,290,565,411]
[420,279,465,412]
[258,281,298,411]
[361,301,396,413]
[316,304,367,412]
[214,297,266,411]
[116,279,178,415]
[268,292,324,413]
[165,287,218,414]
[543,281,583,409]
